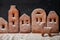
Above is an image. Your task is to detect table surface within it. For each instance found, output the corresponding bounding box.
[0,33,60,40]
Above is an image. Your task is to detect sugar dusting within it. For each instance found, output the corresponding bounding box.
[0,33,60,40]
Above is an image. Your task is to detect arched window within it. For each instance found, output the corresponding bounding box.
[36,18,38,22]
[40,18,42,22]
[49,19,52,22]
[22,20,24,24]
[26,20,28,24]
[54,18,56,22]
[2,25,5,29]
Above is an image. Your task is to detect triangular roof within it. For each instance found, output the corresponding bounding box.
[8,5,18,13]
[20,13,30,19]
[47,11,58,18]
[0,17,7,24]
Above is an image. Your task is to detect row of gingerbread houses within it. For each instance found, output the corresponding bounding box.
[0,5,59,33]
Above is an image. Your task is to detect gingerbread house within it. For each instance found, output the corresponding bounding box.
[20,14,31,33]
[8,5,19,33]
[31,8,46,33]
[47,11,59,33]
[0,17,8,33]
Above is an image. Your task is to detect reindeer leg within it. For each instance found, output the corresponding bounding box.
[42,30,45,37]
[48,31,51,37]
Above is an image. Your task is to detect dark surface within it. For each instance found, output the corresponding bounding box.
[0,0,60,31]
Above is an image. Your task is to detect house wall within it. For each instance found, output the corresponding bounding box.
[8,5,19,33]
[20,14,30,33]
[0,17,8,33]
[31,8,46,33]
[47,11,59,33]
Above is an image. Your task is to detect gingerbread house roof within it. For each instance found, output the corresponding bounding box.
[0,17,7,24]
[20,13,30,19]
[31,8,46,15]
[47,11,58,18]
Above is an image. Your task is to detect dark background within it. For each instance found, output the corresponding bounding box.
[0,0,60,31]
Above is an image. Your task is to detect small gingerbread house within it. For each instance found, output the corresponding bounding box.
[0,17,8,33]
[31,8,46,33]
[47,11,59,33]
[8,5,19,33]
[20,14,30,33]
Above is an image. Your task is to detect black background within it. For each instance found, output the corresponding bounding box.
[0,0,60,31]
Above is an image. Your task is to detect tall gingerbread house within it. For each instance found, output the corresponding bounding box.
[47,11,59,33]
[8,5,19,33]
[31,8,46,33]
[20,14,30,33]
[0,17,8,33]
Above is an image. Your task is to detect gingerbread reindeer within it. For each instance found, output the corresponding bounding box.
[41,22,52,37]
